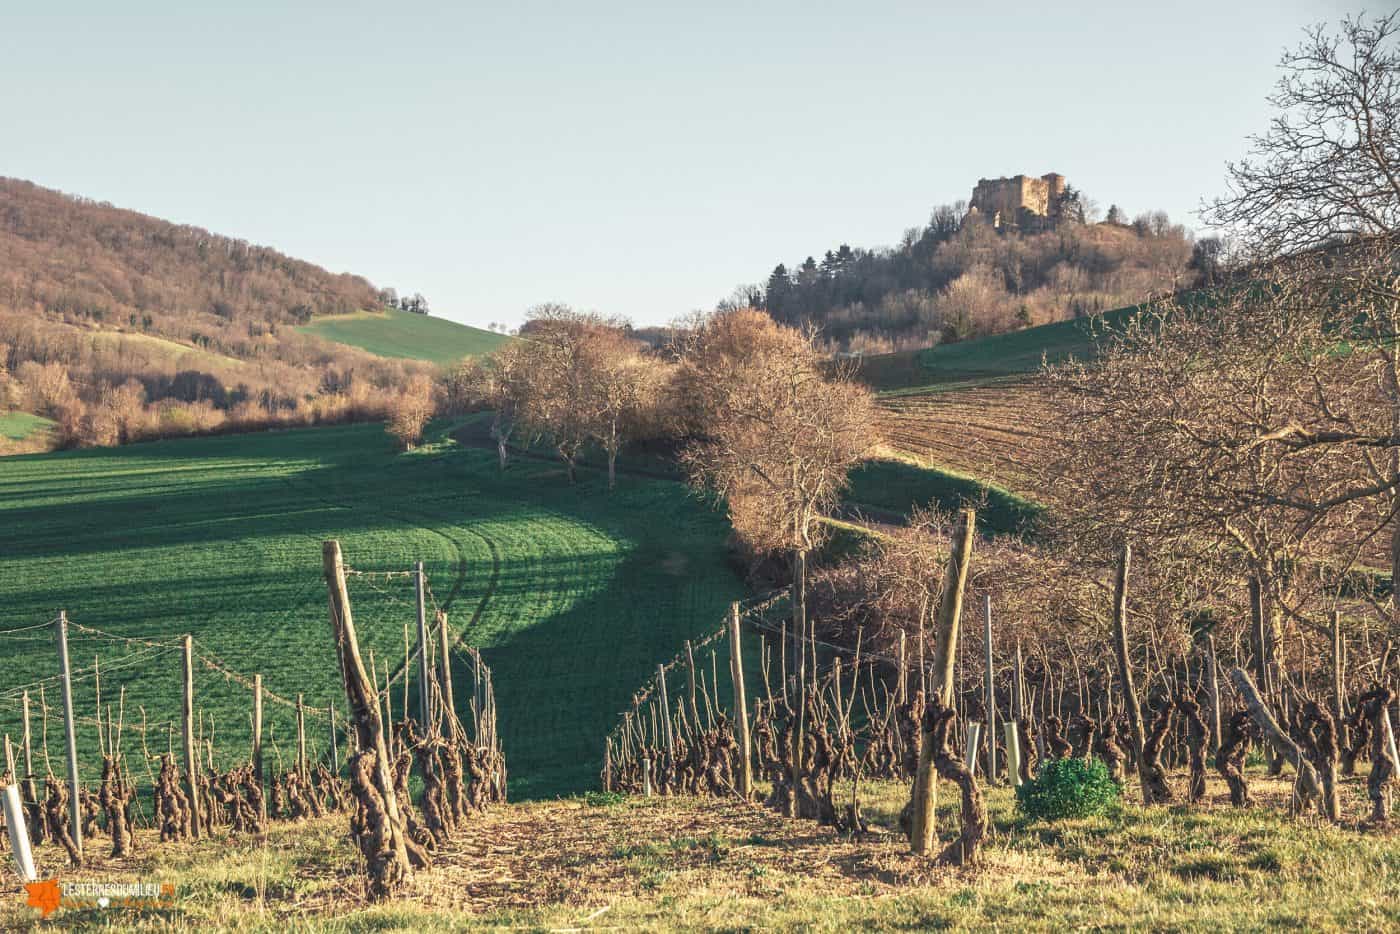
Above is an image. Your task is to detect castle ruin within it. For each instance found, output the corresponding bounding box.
[964,172,1067,230]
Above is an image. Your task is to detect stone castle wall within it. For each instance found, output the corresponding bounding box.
[966,173,1066,227]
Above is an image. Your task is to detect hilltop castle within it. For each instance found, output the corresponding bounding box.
[964,172,1067,230]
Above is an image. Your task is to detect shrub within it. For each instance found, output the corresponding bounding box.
[1016,756,1120,821]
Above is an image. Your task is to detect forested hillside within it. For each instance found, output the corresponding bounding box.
[0,178,467,451]
[748,200,1209,352]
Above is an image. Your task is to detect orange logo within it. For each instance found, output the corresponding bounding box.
[24,878,62,918]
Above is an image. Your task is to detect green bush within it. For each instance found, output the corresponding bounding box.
[1016,756,1121,821]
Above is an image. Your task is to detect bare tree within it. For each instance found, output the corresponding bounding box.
[454,343,532,470]
[680,310,878,644]
[386,374,436,450]
[1205,12,1400,256]
[579,329,664,490]
[1040,247,1400,684]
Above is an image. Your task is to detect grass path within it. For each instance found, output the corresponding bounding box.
[5,773,1394,929]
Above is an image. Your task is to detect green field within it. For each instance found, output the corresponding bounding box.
[0,420,743,798]
[0,410,53,442]
[845,457,1043,536]
[857,303,1143,393]
[298,308,512,366]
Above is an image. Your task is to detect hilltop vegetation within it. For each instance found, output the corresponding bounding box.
[0,419,743,798]
[299,308,511,366]
[743,197,1202,353]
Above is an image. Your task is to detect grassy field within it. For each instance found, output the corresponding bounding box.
[0,410,52,442]
[298,309,511,366]
[0,419,743,799]
[845,455,1042,536]
[856,303,1142,394]
[6,773,1394,929]
[0,410,55,455]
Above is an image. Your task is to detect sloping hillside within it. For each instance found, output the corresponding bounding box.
[0,177,382,346]
[299,308,511,366]
[851,305,1145,496]
[0,178,476,451]
[856,302,1142,394]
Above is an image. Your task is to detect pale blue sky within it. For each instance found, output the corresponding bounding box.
[1,1,1355,328]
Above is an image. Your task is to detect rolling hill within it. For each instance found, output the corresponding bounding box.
[298,308,512,366]
[0,177,513,453]
[848,304,1147,498]
[855,302,1142,394]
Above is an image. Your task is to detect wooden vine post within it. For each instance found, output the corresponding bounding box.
[182,633,202,839]
[1110,544,1150,804]
[296,693,307,780]
[329,703,339,772]
[54,611,84,859]
[1330,611,1344,726]
[252,674,265,819]
[657,664,674,762]
[415,561,432,730]
[912,507,976,856]
[323,539,413,899]
[437,611,455,727]
[983,594,996,785]
[728,602,753,797]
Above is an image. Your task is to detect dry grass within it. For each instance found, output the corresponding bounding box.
[2,770,1396,930]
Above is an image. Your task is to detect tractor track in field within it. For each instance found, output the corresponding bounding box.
[275,463,503,686]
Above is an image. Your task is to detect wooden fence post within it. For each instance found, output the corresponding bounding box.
[1205,635,1222,757]
[728,602,753,798]
[898,631,908,705]
[182,633,201,840]
[1228,666,1330,816]
[913,507,976,856]
[323,539,413,898]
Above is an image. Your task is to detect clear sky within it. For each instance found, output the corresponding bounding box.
[1,1,1356,329]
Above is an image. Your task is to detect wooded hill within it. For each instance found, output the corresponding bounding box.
[746,199,1207,353]
[0,178,484,451]
[0,177,383,345]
